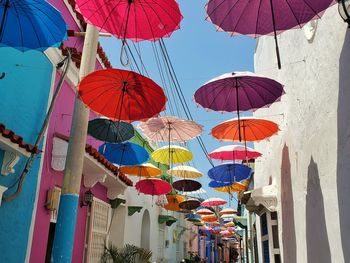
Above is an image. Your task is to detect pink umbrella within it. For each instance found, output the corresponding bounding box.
[199,226,212,231]
[201,197,227,207]
[75,0,182,42]
[139,116,203,143]
[209,145,262,161]
[135,178,172,196]
[220,230,233,237]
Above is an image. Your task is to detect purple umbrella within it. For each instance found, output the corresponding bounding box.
[206,0,335,68]
[194,72,284,140]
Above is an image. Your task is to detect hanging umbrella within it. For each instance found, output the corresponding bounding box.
[193,221,205,226]
[88,118,134,143]
[220,208,238,215]
[179,199,201,210]
[211,117,279,142]
[173,179,202,192]
[139,116,203,143]
[177,209,193,214]
[167,165,203,179]
[199,225,212,231]
[220,230,233,237]
[99,142,149,166]
[209,145,261,161]
[135,178,172,196]
[201,197,227,207]
[196,208,214,215]
[163,194,185,212]
[119,163,161,177]
[208,164,251,183]
[0,0,67,51]
[195,72,283,140]
[187,188,207,195]
[213,183,247,193]
[185,213,201,222]
[78,69,166,122]
[224,222,235,227]
[206,0,335,68]
[75,0,182,42]
[201,215,218,223]
[151,145,193,165]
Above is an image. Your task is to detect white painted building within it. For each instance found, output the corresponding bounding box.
[252,5,350,263]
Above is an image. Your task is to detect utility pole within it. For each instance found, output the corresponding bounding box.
[51,24,99,262]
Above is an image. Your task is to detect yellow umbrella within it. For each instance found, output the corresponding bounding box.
[167,165,203,178]
[151,145,193,165]
[119,163,162,177]
[214,182,247,193]
[163,194,185,212]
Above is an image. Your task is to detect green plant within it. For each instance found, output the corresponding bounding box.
[101,243,152,263]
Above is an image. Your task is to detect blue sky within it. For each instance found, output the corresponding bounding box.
[100,0,256,207]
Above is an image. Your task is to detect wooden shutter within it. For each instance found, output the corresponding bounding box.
[85,197,111,263]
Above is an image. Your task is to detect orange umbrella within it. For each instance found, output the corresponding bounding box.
[224,222,235,227]
[163,194,185,212]
[219,208,238,215]
[201,215,218,223]
[211,117,279,142]
[119,163,162,177]
[214,183,247,193]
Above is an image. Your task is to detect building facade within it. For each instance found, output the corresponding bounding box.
[252,5,350,263]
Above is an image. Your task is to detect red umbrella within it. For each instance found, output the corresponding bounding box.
[75,0,182,42]
[135,178,172,196]
[78,69,166,121]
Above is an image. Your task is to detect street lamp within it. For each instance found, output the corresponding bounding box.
[338,0,350,26]
[80,189,94,207]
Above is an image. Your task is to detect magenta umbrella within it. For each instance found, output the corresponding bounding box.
[209,145,262,161]
[194,72,284,140]
[206,0,335,68]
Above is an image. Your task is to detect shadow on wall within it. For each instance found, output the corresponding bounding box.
[280,145,296,263]
[337,29,350,262]
[306,157,331,263]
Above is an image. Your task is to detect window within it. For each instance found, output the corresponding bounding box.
[85,197,111,263]
[259,211,281,263]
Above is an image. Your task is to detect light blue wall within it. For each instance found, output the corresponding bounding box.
[0,47,53,262]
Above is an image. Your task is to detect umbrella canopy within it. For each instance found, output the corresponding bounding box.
[202,215,218,223]
[139,116,203,143]
[211,117,279,142]
[206,0,334,68]
[78,69,166,122]
[220,230,232,237]
[75,0,182,42]
[119,163,161,177]
[88,118,134,143]
[173,179,202,192]
[167,166,203,179]
[163,194,185,212]
[220,214,235,219]
[179,199,201,210]
[185,213,201,220]
[151,145,193,165]
[196,208,214,215]
[208,164,251,183]
[220,208,238,215]
[209,145,261,161]
[201,197,227,207]
[0,0,67,51]
[99,142,149,166]
[224,222,235,227]
[135,178,172,196]
[193,221,205,226]
[213,183,247,193]
[199,225,212,231]
[194,72,284,113]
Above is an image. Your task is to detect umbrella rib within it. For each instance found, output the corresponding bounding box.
[240,79,265,109]
[254,0,263,38]
[147,0,182,28]
[245,77,283,100]
[137,0,157,40]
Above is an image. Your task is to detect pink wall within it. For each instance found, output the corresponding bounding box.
[30,1,111,262]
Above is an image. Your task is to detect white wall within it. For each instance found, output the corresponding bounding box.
[253,5,350,263]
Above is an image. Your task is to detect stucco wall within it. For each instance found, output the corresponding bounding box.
[253,5,350,263]
[0,48,53,263]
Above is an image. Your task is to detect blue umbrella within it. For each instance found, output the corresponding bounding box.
[99,142,149,166]
[0,0,67,51]
[208,164,251,183]
[185,213,201,221]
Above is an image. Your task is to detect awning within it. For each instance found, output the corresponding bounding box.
[52,134,132,199]
[158,215,177,226]
[240,184,278,214]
